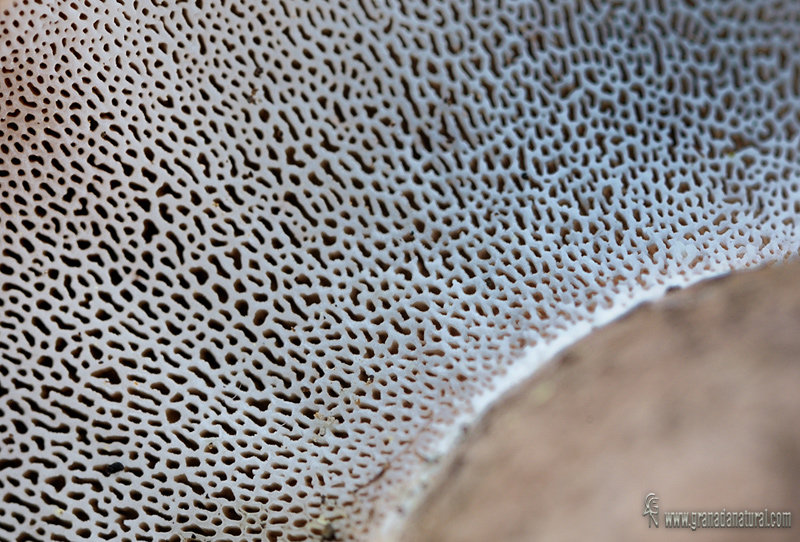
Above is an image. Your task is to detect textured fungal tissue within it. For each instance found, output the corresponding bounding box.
[1,0,799,540]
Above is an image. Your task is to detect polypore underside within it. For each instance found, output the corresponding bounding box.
[1,0,800,541]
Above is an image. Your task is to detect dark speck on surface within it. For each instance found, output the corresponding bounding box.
[105,462,124,476]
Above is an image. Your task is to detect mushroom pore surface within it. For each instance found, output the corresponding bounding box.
[1,0,800,541]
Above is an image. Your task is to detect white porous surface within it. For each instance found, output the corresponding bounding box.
[1,1,800,540]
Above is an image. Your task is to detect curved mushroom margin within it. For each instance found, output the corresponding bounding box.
[401,259,800,542]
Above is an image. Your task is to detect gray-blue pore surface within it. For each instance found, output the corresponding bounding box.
[1,0,799,540]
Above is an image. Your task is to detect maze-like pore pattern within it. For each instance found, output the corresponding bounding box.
[2,0,800,541]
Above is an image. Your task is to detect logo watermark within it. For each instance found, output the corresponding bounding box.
[643,494,791,531]
[643,493,659,528]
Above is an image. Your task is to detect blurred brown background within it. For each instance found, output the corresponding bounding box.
[402,260,800,542]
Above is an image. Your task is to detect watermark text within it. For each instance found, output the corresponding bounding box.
[643,494,791,531]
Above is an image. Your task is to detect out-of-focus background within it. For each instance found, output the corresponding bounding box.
[402,260,800,542]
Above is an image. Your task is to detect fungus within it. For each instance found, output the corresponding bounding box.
[1,1,799,541]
